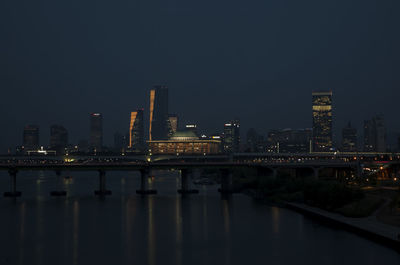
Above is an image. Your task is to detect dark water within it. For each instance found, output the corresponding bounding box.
[0,170,399,265]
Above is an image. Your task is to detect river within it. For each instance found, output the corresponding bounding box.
[0,170,399,265]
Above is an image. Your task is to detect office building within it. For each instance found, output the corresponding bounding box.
[149,85,169,141]
[129,109,144,151]
[267,128,312,153]
[223,120,240,153]
[246,128,265,153]
[364,115,386,152]
[168,114,178,135]
[312,91,333,152]
[50,125,68,154]
[23,125,39,151]
[89,113,103,152]
[114,132,127,153]
[341,122,357,152]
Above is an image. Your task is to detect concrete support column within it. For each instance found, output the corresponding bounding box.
[178,169,199,194]
[4,168,21,197]
[50,170,67,196]
[313,167,320,179]
[357,163,363,179]
[136,168,157,195]
[94,170,111,196]
[219,169,234,194]
[272,168,278,179]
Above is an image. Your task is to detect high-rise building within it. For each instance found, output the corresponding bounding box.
[341,122,357,152]
[168,114,178,135]
[129,109,144,151]
[114,132,124,153]
[89,113,103,152]
[223,120,240,153]
[267,128,312,153]
[50,125,68,154]
[149,86,169,141]
[246,128,265,153]
[312,91,333,152]
[23,125,39,151]
[364,115,386,152]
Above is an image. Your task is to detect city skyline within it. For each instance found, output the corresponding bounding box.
[8,89,399,154]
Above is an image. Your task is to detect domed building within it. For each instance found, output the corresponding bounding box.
[148,130,221,155]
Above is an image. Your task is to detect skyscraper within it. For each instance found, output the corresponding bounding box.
[129,109,144,151]
[89,113,103,152]
[341,122,357,152]
[312,91,333,152]
[23,125,39,151]
[149,86,169,141]
[223,120,240,153]
[168,114,178,135]
[364,115,386,152]
[266,128,312,153]
[50,125,68,154]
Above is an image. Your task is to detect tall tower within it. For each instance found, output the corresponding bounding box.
[312,91,333,152]
[50,125,68,154]
[23,125,39,151]
[364,115,386,152]
[129,109,144,151]
[168,114,178,135]
[223,120,240,153]
[149,86,169,141]
[89,113,103,152]
[341,122,357,152]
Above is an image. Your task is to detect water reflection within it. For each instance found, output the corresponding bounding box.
[0,171,399,265]
[148,196,155,265]
[222,197,233,265]
[18,202,26,265]
[73,200,79,265]
[271,207,280,234]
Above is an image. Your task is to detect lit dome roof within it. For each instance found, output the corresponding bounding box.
[170,130,199,141]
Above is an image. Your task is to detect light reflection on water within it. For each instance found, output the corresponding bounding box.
[0,171,399,265]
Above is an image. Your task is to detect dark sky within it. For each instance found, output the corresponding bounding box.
[0,0,399,151]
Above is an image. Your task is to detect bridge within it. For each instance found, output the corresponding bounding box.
[0,152,398,197]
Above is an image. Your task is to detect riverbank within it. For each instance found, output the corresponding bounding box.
[286,202,400,251]
[237,175,400,250]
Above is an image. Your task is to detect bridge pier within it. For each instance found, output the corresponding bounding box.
[136,168,157,195]
[218,169,234,194]
[50,170,67,196]
[94,170,111,196]
[178,169,199,194]
[4,168,21,197]
[272,168,278,179]
[312,167,320,179]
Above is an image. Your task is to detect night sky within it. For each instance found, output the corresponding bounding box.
[1,0,399,151]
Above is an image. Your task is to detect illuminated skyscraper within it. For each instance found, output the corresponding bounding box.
[89,113,103,152]
[223,120,240,153]
[129,109,144,151]
[312,91,333,152]
[168,114,178,136]
[149,86,169,140]
[23,125,39,151]
[50,125,68,154]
